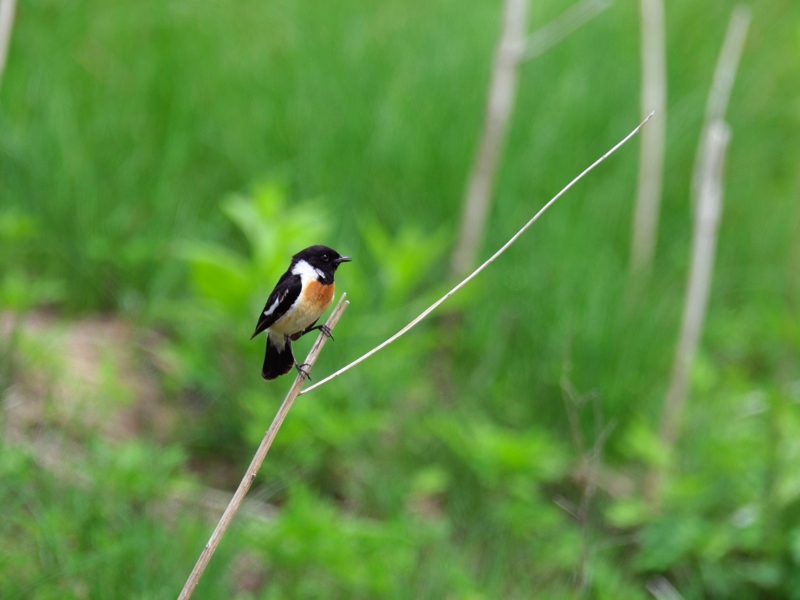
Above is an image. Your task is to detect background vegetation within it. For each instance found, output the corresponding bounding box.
[1,0,798,598]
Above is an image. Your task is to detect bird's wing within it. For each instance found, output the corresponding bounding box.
[250,272,302,339]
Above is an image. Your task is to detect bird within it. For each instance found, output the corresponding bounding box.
[251,245,351,380]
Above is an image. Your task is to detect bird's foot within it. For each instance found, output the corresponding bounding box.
[294,361,312,381]
[296,324,334,341]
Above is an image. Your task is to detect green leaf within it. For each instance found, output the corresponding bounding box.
[620,418,671,468]
[178,241,252,310]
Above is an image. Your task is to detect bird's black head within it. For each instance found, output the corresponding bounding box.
[292,245,351,280]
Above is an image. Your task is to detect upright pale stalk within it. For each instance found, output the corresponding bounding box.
[646,6,750,506]
[450,0,528,280]
[630,0,667,275]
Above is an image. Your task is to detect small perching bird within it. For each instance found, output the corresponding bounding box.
[251,245,351,380]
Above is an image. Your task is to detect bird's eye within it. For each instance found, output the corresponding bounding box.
[321,254,330,262]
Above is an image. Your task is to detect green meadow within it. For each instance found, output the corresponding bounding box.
[1,0,798,597]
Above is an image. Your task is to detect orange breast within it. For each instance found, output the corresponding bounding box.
[270,280,335,335]
[303,279,335,312]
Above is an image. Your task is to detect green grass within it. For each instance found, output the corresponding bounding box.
[1,0,799,597]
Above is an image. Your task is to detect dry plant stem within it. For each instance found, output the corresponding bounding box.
[450,0,611,281]
[630,0,667,275]
[646,6,749,507]
[692,5,750,198]
[178,294,349,600]
[302,113,653,395]
[645,122,730,505]
[0,0,16,87]
[449,0,527,280]
[523,0,611,60]
[559,355,613,596]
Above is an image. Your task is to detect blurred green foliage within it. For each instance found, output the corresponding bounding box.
[0,438,235,600]
[0,209,64,310]
[1,0,799,597]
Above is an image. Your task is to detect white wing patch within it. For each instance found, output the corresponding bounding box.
[263,296,281,317]
[263,288,290,317]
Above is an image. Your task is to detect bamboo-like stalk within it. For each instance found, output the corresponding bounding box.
[449,0,528,281]
[692,6,751,200]
[630,0,667,275]
[178,294,349,600]
[645,5,750,506]
[651,119,729,475]
[450,0,612,282]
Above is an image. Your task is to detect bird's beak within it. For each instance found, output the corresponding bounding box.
[336,255,352,264]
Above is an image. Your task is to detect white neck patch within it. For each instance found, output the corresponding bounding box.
[292,259,326,283]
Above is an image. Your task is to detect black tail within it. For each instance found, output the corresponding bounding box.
[262,335,295,380]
